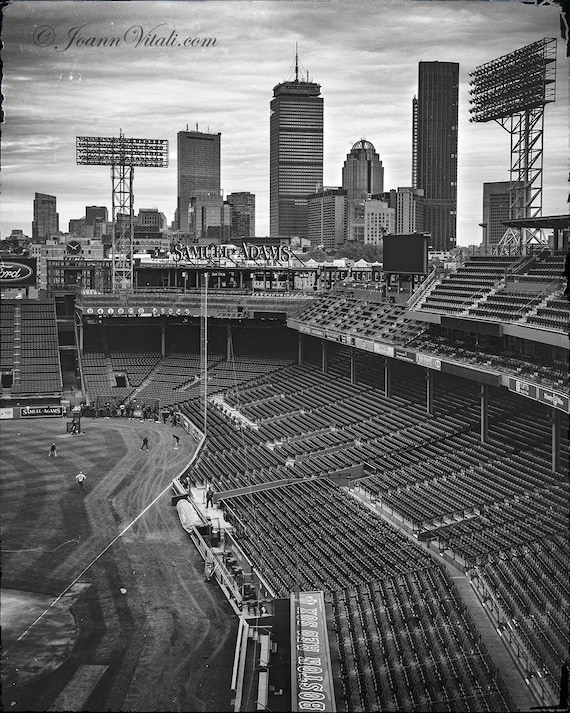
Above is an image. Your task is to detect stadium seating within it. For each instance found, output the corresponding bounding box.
[176,352,567,707]
[1,300,62,395]
[407,328,566,391]
[329,570,515,712]
[0,302,15,371]
[414,252,565,325]
[294,293,426,343]
[29,253,564,710]
[214,477,515,711]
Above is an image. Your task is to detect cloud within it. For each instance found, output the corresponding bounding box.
[1,0,566,243]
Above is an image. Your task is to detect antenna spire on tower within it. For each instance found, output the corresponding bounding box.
[295,42,299,82]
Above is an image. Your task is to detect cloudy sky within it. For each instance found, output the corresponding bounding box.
[2,0,567,245]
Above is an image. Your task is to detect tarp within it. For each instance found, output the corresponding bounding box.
[177,499,206,533]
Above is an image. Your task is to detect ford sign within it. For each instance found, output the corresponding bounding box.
[0,258,37,285]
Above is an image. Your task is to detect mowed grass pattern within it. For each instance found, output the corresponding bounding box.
[1,416,239,713]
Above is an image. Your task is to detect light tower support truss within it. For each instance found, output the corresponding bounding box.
[76,134,168,292]
[468,38,557,255]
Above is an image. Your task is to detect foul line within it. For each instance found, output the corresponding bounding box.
[3,479,175,656]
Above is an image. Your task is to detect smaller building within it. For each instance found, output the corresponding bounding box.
[227,192,256,240]
[189,192,232,242]
[364,199,395,245]
[137,208,168,231]
[307,187,347,250]
[381,187,425,235]
[481,181,511,251]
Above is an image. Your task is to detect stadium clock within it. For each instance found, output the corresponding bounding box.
[66,240,82,255]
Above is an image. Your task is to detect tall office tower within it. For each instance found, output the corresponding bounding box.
[270,55,323,238]
[227,192,256,239]
[342,139,384,201]
[342,140,384,242]
[177,129,221,232]
[482,181,511,251]
[307,187,347,250]
[32,192,59,240]
[412,61,459,250]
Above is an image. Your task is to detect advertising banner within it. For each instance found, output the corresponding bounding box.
[394,347,416,363]
[0,257,37,286]
[290,591,336,712]
[20,405,64,418]
[0,407,14,419]
[373,342,394,357]
[416,353,442,371]
[537,387,568,413]
[507,377,538,400]
[355,338,374,352]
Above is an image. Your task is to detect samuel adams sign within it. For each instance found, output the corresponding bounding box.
[0,257,37,286]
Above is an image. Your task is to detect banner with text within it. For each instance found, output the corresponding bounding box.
[290,591,336,712]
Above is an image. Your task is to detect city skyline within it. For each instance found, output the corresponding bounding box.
[2,0,567,246]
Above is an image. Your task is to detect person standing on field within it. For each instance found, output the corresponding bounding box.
[75,471,87,492]
[48,443,57,457]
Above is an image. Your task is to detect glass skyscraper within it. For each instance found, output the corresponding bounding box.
[341,139,384,202]
[176,130,221,232]
[227,192,256,239]
[342,139,384,242]
[270,64,323,239]
[412,61,459,251]
[32,192,59,241]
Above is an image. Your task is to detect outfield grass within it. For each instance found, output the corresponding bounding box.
[1,416,238,712]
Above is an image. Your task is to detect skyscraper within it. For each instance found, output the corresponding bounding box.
[270,55,323,238]
[412,61,459,250]
[342,139,384,243]
[32,192,59,240]
[227,192,256,239]
[342,139,384,202]
[176,129,221,232]
[481,181,511,251]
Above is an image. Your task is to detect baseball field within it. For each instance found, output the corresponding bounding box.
[1,415,238,712]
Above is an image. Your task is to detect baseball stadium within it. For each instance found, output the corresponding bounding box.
[1,224,568,712]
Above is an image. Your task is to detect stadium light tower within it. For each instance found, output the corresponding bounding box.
[76,132,169,292]
[469,38,557,254]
